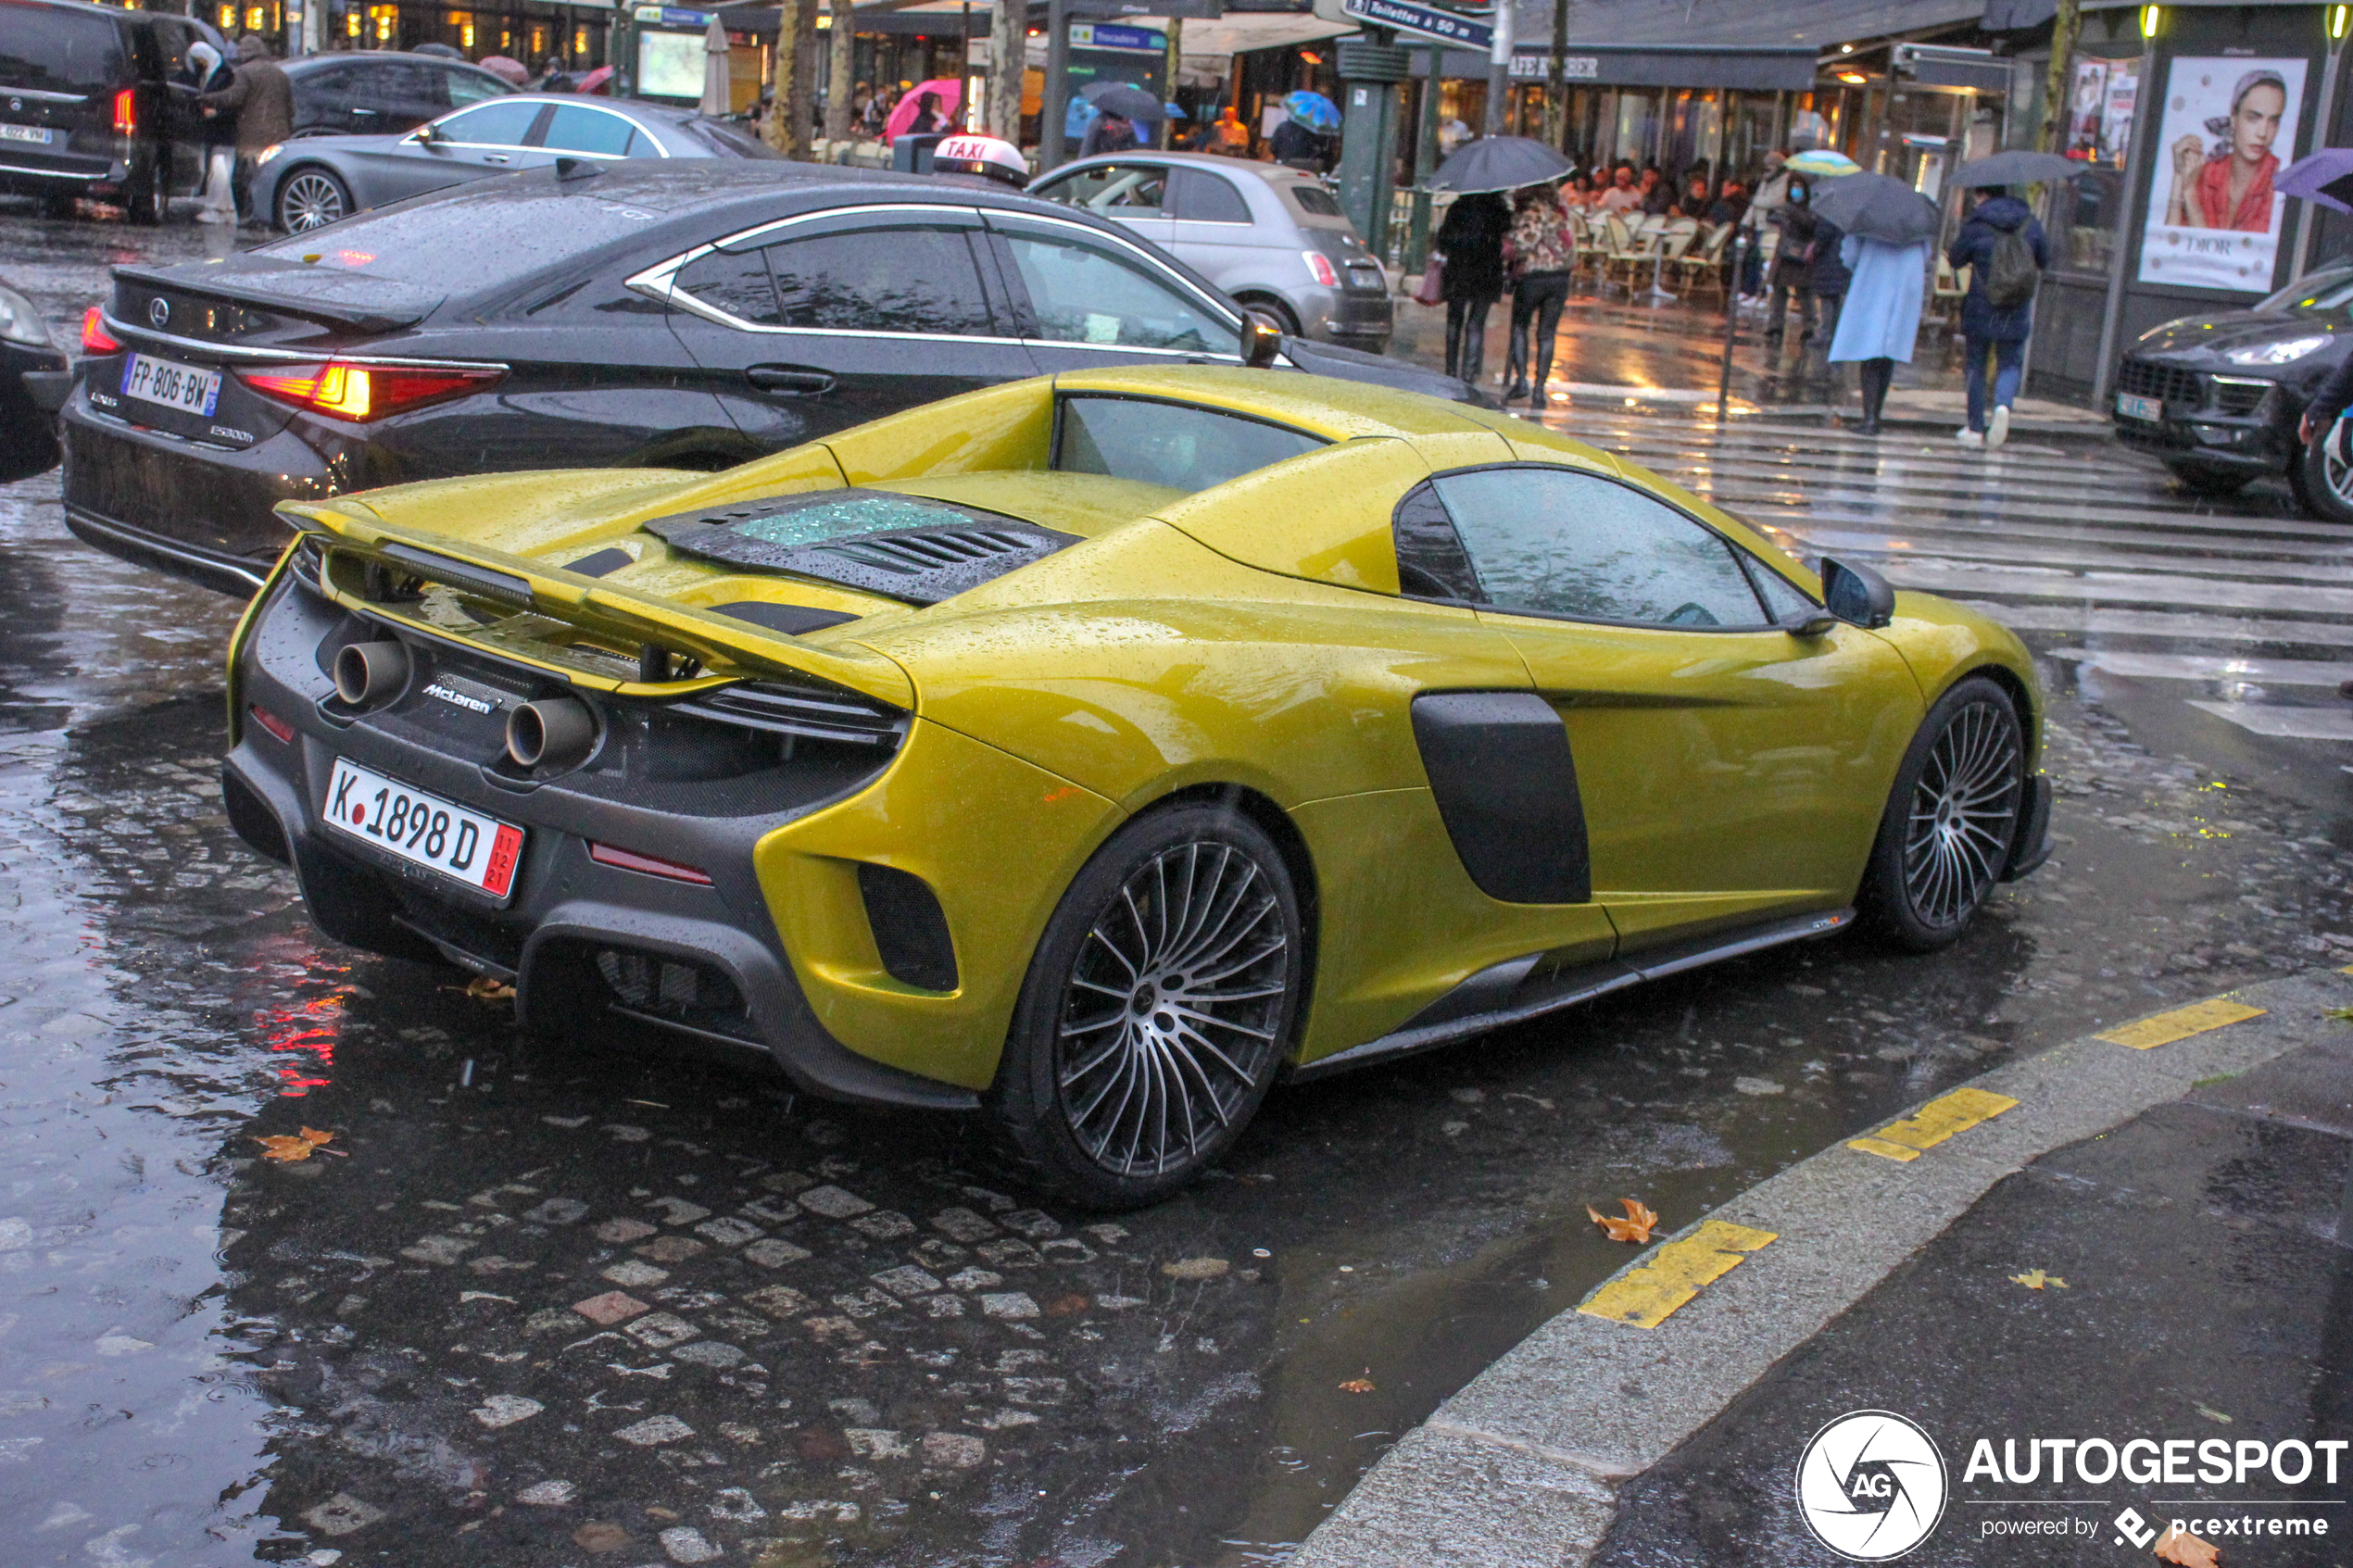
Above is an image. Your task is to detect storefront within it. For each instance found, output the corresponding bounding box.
[2008,1,2347,405]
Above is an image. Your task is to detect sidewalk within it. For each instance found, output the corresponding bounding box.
[1290,972,2353,1567]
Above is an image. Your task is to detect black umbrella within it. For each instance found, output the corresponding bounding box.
[1428,135,1576,194]
[1082,82,1164,123]
[1806,171,1940,245]
[1952,150,2083,188]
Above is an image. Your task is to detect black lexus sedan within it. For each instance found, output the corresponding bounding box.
[58,160,1468,595]
[2111,262,2353,521]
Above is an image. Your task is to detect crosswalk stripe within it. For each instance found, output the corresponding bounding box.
[2186,701,2353,739]
[2052,649,2353,684]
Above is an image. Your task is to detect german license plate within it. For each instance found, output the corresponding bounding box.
[0,124,52,144]
[2114,391,2161,422]
[323,757,524,899]
[120,352,222,417]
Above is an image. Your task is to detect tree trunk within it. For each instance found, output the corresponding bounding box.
[1544,0,1568,147]
[988,0,1023,142]
[781,6,809,155]
[2037,0,2082,154]
[786,0,819,158]
[824,0,855,143]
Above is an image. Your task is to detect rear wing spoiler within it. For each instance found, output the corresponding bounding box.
[274,496,915,710]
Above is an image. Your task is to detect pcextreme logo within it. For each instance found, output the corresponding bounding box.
[1796,1410,1951,1561]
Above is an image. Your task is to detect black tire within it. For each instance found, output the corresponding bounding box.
[2164,462,2253,498]
[40,190,79,221]
[1856,675,2026,953]
[2292,421,2353,524]
[275,167,352,233]
[1239,295,1303,338]
[985,802,1304,1210]
[122,155,166,226]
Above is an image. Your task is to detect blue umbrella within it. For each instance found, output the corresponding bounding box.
[1282,90,1340,132]
[2280,148,2353,215]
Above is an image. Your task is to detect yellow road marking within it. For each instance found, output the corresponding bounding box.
[2095,996,2266,1051]
[1578,1220,1778,1330]
[1848,1086,2020,1162]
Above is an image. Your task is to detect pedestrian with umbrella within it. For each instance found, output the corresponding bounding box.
[1079,82,1163,155]
[1763,179,1818,352]
[1434,190,1509,385]
[1274,91,1339,171]
[1812,171,1939,435]
[1946,179,2051,449]
[1502,181,1576,408]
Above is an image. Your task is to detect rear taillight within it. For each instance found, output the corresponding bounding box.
[81,307,120,354]
[112,88,135,136]
[1302,249,1339,287]
[588,842,713,885]
[233,360,504,423]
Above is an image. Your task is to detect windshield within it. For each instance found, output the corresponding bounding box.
[0,5,126,94]
[2256,264,2353,314]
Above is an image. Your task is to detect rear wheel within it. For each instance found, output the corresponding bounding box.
[275,167,352,233]
[1857,676,2025,952]
[986,802,1303,1210]
[122,156,166,226]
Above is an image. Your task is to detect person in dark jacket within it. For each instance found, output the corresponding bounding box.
[200,34,294,223]
[1806,216,1850,371]
[1435,191,1509,385]
[1945,187,2049,448]
[1763,179,1818,348]
[1269,115,1327,171]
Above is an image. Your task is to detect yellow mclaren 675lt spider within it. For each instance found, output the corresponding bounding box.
[222,366,2050,1206]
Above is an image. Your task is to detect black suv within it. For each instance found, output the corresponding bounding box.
[0,0,228,221]
[283,51,514,139]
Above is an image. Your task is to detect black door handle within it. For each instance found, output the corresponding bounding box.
[746,367,836,395]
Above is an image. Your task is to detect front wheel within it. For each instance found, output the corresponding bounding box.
[986,802,1303,1210]
[2291,419,2353,523]
[1857,676,2025,952]
[275,167,352,233]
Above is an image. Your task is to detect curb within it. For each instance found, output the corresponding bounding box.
[1288,967,2353,1568]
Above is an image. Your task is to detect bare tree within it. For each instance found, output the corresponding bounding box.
[988,0,1024,141]
[786,0,820,157]
[2038,0,2082,153]
[1544,0,1569,147]
[763,6,797,152]
[824,0,855,143]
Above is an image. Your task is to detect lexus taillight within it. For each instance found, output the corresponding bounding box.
[81,307,120,353]
[234,361,504,422]
[1302,249,1339,287]
[112,88,135,135]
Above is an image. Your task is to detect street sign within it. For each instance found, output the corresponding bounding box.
[1309,0,1491,51]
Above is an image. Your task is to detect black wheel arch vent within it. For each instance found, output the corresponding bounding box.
[857,861,957,991]
[640,492,1078,606]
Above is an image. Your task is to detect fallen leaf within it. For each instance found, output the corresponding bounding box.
[465,977,517,1002]
[1588,1197,1659,1244]
[2009,1269,2069,1290]
[255,1127,337,1163]
[1161,1257,1230,1281]
[2154,1524,2221,1567]
[1338,1372,1376,1394]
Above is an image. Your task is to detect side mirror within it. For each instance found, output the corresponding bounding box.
[1241,309,1283,369]
[1819,556,1895,630]
[414,120,443,144]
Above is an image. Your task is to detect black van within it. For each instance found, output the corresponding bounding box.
[0,0,228,221]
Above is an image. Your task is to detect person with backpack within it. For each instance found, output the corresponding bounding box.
[1946,185,2049,449]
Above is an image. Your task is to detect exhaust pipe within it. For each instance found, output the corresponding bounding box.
[506,697,596,771]
[333,640,410,708]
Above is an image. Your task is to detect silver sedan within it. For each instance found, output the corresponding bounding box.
[1028,151,1393,353]
[252,94,782,233]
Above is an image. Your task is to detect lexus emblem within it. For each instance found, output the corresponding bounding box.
[6,98,20,113]
[147,298,170,328]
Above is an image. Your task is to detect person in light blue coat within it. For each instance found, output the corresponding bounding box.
[1826,232,1930,435]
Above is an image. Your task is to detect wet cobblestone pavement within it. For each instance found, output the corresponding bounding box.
[6,206,2353,1566]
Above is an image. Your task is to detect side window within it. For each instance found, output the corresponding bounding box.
[1391,481,1482,602]
[1745,558,1820,621]
[1424,467,1770,629]
[1056,395,1324,493]
[999,231,1240,355]
[763,225,993,335]
[542,105,639,157]
[434,100,541,147]
[1037,163,1167,214]
[1169,168,1251,224]
[674,247,781,325]
[386,59,445,109]
[445,67,508,107]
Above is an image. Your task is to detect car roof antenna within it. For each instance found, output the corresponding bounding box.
[554,157,603,182]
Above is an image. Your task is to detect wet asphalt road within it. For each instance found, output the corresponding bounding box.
[4,204,2353,1566]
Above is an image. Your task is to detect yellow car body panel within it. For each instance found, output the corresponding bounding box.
[229,366,2045,1110]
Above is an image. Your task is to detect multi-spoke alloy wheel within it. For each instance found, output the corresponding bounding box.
[1861,676,2026,952]
[277,169,349,233]
[990,805,1302,1208]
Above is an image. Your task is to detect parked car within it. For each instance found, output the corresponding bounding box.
[0,274,65,481]
[1029,151,1393,352]
[252,94,778,232]
[220,365,2050,1204]
[0,0,230,222]
[2111,261,2353,520]
[281,49,515,140]
[60,161,1470,595]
